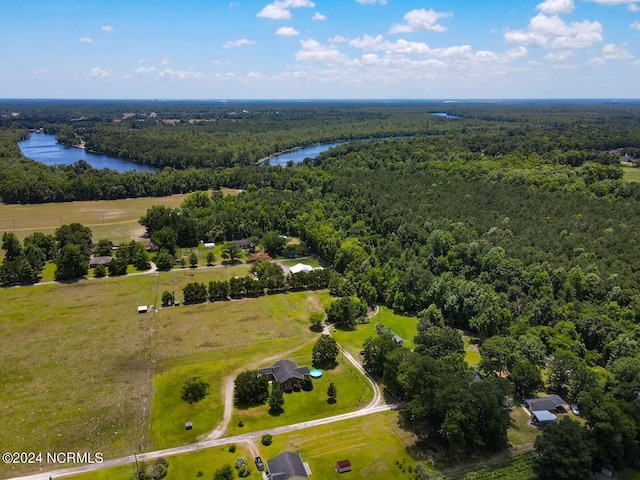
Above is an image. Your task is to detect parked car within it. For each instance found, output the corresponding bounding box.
[571,403,580,416]
[255,456,264,471]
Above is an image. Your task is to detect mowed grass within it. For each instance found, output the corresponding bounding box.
[0,194,189,244]
[0,188,240,244]
[67,443,261,480]
[507,407,539,446]
[0,260,328,477]
[332,306,418,358]
[259,410,425,480]
[622,166,640,183]
[227,341,373,437]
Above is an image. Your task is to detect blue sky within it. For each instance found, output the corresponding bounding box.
[1,0,639,99]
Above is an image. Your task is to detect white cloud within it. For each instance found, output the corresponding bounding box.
[162,57,171,65]
[101,25,114,32]
[504,13,602,49]
[312,12,326,20]
[276,26,300,36]
[223,38,256,48]
[585,0,640,10]
[122,66,156,80]
[90,67,111,78]
[589,43,634,63]
[544,49,575,61]
[631,21,640,30]
[138,58,151,63]
[79,37,94,43]
[257,0,315,20]
[389,9,452,34]
[536,0,574,14]
[295,39,350,64]
[356,0,387,4]
[329,35,349,43]
[159,68,205,82]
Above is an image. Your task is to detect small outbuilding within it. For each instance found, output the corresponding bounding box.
[531,410,557,427]
[204,242,215,249]
[289,263,314,274]
[137,305,148,314]
[336,460,352,473]
[185,421,193,431]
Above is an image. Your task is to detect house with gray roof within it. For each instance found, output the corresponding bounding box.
[525,394,568,413]
[259,359,310,390]
[266,451,308,480]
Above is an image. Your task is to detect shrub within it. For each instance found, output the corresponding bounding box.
[261,434,273,446]
[228,444,237,453]
[181,376,210,404]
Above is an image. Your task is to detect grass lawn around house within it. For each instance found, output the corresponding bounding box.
[622,166,640,183]
[0,266,328,478]
[279,257,323,268]
[227,340,374,437]
[331,306,418,359]
[259,410,428,480]
[507,406,539,446]
[463,335,481,367]
[67,443,261,480]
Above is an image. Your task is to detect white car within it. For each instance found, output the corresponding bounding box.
[571,403,580,416]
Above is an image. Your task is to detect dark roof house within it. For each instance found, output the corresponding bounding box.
[266,451,308,480]
[259,360,310,389]
[525,394,568,413]
[234,239,251,249]
[89,256,113,267]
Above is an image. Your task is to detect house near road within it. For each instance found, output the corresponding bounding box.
[233,239,250,249]
[266,451,309,480]
[89,256,113,268]
[259,359,310,390]
[289,263,315,274]
[525,394,568,414]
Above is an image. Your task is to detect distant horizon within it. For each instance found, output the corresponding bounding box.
[1,0,639,99]
[2,97,640,103]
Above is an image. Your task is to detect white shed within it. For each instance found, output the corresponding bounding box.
[137,305,148,314]
[204,242,215,249]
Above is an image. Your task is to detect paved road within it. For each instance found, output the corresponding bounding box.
[5,297,390,480]
[6,403,400,480]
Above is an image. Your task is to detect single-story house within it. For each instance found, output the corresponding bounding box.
[531,410,557,427]
[524,394,568,414]
[89,256,113,268]
[266,451,309,480]
[289,263,314,274]
[233,239,250,249]
[260,359,310,389]
[336,460,352,473]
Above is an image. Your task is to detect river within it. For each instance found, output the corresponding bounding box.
[18,132,156,172]
[264,141,348,166]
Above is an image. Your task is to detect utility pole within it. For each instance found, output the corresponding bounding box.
[134,450,139,476]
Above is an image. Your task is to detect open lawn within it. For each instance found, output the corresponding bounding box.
[331,306,418,359]
[463,335,481,367]
[622,166,640,183]
[0,263,328,478]
[68,443,261,480]
[445,452,534,480]
[507,407,539,446]
[259,410,430,480]
[0,194,190,244]
[227,341,373,436]
[0,189,240,245]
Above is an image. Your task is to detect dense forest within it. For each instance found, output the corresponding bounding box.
[3,100,640,477]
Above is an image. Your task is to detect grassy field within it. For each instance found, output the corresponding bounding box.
[0,188,241,244]
[67,443,261,480]
[444,452,534,480]
[0,260,329,478]
[227,340,373,437]
[332,306,418,359]
[622,166,640,183]
[259,410,430,480]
